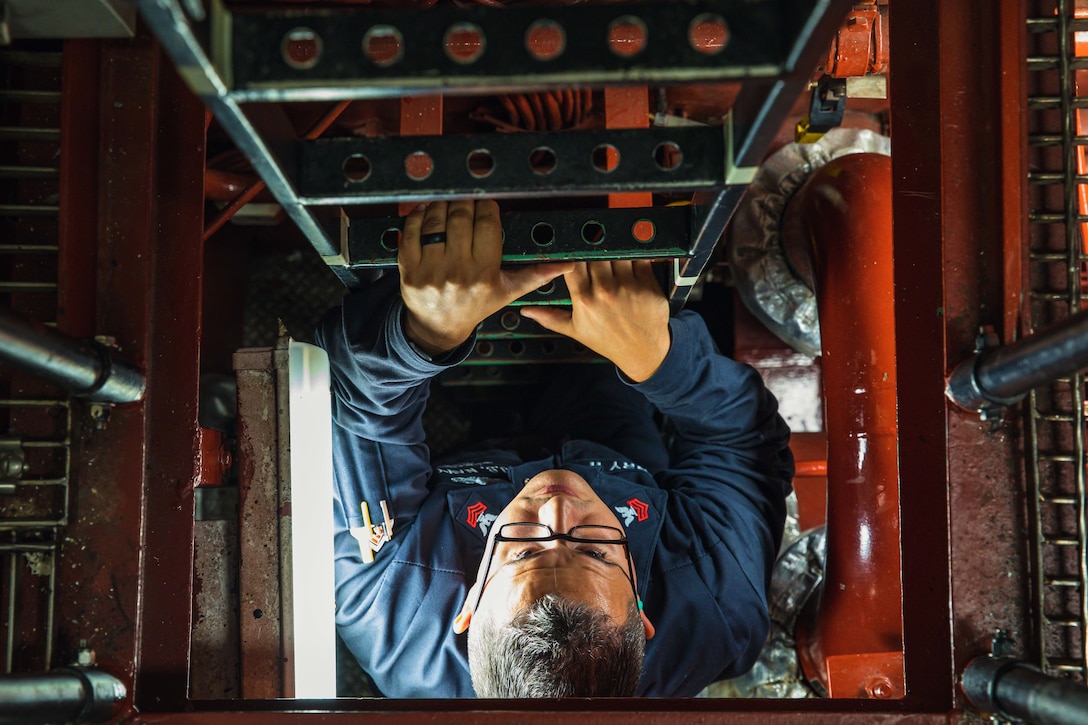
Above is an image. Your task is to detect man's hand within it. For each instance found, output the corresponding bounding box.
[398,200,574,357]
[521,261,671,383]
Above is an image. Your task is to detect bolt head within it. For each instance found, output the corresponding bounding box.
[0,454,25,479]
[866,677,894,699]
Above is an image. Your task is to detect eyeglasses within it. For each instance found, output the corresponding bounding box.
[471,523,640,616]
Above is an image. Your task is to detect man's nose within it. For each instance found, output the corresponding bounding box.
[536,495,579,533]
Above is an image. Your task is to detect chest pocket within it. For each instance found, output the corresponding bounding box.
[446,483,518,560]
[590,476,667,594]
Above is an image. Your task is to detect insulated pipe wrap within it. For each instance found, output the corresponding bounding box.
[727,128,891,357]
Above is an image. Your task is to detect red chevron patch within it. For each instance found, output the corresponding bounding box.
[466,501,488,528]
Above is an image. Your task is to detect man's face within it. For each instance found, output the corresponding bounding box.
[453,469,654,638]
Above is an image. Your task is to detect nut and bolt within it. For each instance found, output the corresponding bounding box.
[865,676,895,699]
[76,640,95,667]
[89,403,113,430]
[0,452,25,479]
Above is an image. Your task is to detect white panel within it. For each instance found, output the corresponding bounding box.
[287,340,337,699]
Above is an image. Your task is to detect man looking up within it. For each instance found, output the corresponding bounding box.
[316,199,792,697]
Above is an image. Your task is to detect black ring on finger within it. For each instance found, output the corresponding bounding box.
[420,231,447,246]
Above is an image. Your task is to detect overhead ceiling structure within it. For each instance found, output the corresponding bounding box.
[0,0,1086,723]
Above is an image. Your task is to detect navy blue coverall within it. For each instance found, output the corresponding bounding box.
[315,275,793,697]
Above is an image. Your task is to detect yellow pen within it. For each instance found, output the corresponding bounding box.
[359,501,375,563]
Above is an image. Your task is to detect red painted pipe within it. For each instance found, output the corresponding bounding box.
[794,153,905,698]
[795,460,828,477]
[202,100,351,242]
[205,168,259,202]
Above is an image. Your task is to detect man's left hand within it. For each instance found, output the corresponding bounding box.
[398,200,574,357]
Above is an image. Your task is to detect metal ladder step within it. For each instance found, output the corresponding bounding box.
[1044,577,1083,588]
[1044,615,1085,628]
[0,126,60,143]
[1041,494,1080,505]
[1029,133,1088,146]
[1027,56,1088,71]
[1037,453,1078,462]
[1029,171,1088,184]
[1028,95,1088,110]
[0,90,60,105]
[0,244,58,254]
[1030,290,1077,301]
[0,165,58,180]
[1029,251,1084,262]
[0,204,59,217]
[0,51,62,68]
[1033,411,1078,422]
[1028,210,1088,223]
[1027,17,1088,33]
[0,281,58,293]
[1046,657,1087,673]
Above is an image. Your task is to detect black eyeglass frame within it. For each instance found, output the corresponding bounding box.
[470,523,641,617]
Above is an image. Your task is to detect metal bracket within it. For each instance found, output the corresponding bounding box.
[945,325,1015,423]
[672,258,702,288]
[725,111,759,185]
[795,76,847,143]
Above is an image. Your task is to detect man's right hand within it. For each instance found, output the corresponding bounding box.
[398,200,573,357]
[521,261,671,383]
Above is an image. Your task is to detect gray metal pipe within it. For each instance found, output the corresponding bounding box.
[0,668,126,724]
[946,308,1088,412]
[962,657,1088,725]
[0,307,144,404]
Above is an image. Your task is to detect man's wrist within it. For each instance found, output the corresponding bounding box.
[618,328,672,383]
[402,309,467,358]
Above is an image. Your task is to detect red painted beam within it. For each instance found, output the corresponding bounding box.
[886,0,955,711]
[133,45,207,711]
[885,0,1032,713]
[55,35,207,712]
[935,0,1033,698]
[52,35,161,705]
